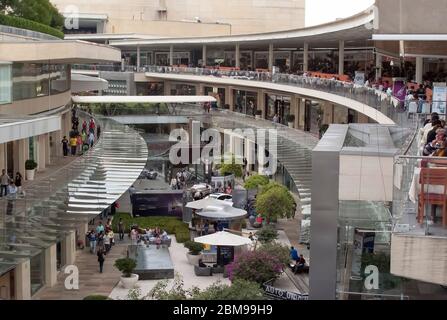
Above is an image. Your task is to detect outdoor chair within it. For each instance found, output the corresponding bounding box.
[194,265,212,276]
[418,167,447,226]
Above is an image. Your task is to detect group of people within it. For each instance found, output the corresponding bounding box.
[0,170,23,198]
[87,218,126,273]
[170,169,191,190]
[130,226,171,248]
[289,246,308,274]
[62,107,100,157]
[420,112,447,157]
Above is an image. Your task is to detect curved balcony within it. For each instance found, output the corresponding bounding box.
[0,113,148,276]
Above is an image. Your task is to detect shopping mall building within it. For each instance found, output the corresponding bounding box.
[0,0,446,299]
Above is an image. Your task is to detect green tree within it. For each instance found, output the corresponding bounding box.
[255,182,295,222]
[255,225,278,244]
[258,242,290,266]
[244,174,269,190]
[2,0,63,28]
[219,154,243,178]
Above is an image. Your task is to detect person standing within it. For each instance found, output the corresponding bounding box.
[97,248,105,273]
[88,230,97,254]
[14,172,22,195]
[69,135,77,156]
[96,221,105,234]
[118,218,125,241]
[61,136,69,157]
[0,169,11,197]
[88,131,95,148]
[96,125,101,140]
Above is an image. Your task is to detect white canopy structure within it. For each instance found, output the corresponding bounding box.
[194,231,252,247]
[71,95,216,104]
[70,73,109,93]
[186,198,247,220]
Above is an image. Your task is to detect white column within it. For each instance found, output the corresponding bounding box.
[375,54,383,81]
[45,133,51,166]
[268,44,274,71]
[0,143,5,172]
[137,45,141,70]
[416,56,424,84]
[15,259,31,300]
[45,244,57,287]
[17,138,27,176]
[37,135,46,171]
[169,45,174,66]
[303,43,309,72]
[338,40,345,75]
[202,45,207,67]
[235,43,240,69]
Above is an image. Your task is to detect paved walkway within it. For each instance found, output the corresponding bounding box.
[34,237,129,300]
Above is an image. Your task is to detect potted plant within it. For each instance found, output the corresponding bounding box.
[184,240,204,265]
[25,160,38,181]
[286,114,295,128]
[114,258,138,289]
[255,110,262,119]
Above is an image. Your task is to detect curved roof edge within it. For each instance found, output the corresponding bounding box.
[145,72,395,125]
[110,9,375,46]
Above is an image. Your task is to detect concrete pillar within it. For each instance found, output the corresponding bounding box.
[257,90,265,119]
[202,45,207,67]
[37,135,46,171]
[298,98,305,129]
[164,81,172,95]
[323,102,333,125]
[416,56,424,84]
[303,43,309,72]
[291,96,299,128]
[338,40,345,75]
[198,84,205,96]
[268,44,274,71]
[17,139,27,176]
[14,259,31,300]
[375,54,382,81]
[235,43,240,69]
[169,45,174,66]
[44,244,57,287]
[52,129,63,157]
[245,139,255,170]
[0,143,5,172]
[137,45,141,70]
[62,231,76,266]
[227,87,234,111]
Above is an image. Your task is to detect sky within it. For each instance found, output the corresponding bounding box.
[306,0,375,27]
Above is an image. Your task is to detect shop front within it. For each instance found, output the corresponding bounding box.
[265,93,291,125]
[233,89,257,116]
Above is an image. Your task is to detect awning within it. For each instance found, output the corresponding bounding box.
[186,198,246,220]
[72,95,217,104]
[194,231,252,247]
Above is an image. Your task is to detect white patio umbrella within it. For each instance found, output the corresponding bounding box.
[185,198,232,210]
[194,231,252,247]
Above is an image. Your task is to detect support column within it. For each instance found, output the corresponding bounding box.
[227,87,234,111]
[375,54,383,81]
[169,45,174,66]
[303,43,309,72]
[291,96,299,129]
[416,56,424,84]
[17,138,27,176]
[0,143,5,171]
[45,133,51,166]
[62,231,76,266]
[298,98,305,130]
[268,44,274,72]
[44,244,57,287]
[257,90,265,119]
[164,81,172,95]
[338,40,345,75]
[14,259,31,300]
[37,135,46,171]
[202,45,207,67]
[137,45,141,70]
[235,43,240,69]
[198,84,205,96]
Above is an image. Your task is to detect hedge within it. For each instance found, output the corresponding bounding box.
[0,14,64,39]
[112,213,190,243]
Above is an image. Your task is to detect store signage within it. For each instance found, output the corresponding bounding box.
[262,284,309,300]
[432,82,447,115]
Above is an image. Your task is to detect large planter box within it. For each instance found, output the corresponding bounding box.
[25,169,35,181]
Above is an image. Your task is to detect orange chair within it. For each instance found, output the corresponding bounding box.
[418,168,447,226]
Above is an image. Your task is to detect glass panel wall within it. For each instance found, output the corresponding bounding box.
[30,253,44,296]
[0,63,12,104]
[265,93,291,125]
[233,90,257,116]
[12,63,69,101]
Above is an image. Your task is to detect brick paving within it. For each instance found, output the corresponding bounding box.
[33,237,129,300]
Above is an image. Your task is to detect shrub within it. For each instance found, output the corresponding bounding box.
[286,114,295,122]
[184,241,204,255]
[227,250,285,284]
[244,174,269,190]
[255,182,295,221]
[255,226,278,244]
[258,242,291,266]
[192,279,265,300]
[175,231,190,243]
[83,295,112,300]
[25,159,38,170]
[220,163,243,178]
[114,258,136,278]
[0,14,64,39]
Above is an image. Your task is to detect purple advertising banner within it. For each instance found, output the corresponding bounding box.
[393,80,407,102]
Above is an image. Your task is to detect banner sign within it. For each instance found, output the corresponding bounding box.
[392,79,407,102]
[432,82,447,115]
[262,283,309,300]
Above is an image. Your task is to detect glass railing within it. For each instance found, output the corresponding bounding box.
[0,110,148,273]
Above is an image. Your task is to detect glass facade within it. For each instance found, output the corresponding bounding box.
[30,253,44,296]
[265,93,291,125]
[233,90,257,116]
[12,63,69,101]
[0,63,12,104]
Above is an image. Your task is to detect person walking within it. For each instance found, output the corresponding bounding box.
[88,131,95,148]
[0,169,11,197]
[118,218,125,241]
[96,125,101,140]
[61,136,69,157]
[88,230,97,254]
[97,248,105,273]
[14,172,22,195]
[69,135,77,156]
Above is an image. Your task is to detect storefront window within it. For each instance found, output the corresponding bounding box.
[172,83,196,95]
[255,52,268,70]
[233,90,257,116]
[240,51,253,70]
[0,63,12,104]
[204,87,226,108]
[265,94,291,124]
[155,53,169,66]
